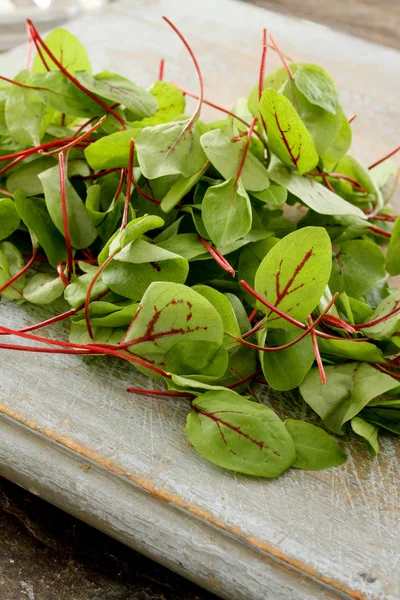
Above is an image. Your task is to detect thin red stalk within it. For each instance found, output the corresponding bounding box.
[80,168,122,181]
[308,315,326,384]
[320,314,356,334]
[248,308,258,322]
[43,116,105,156]
[0,137,93,164]
[0,187,13,197]
[242,316,266,339]
[308,171,367,193]
[121,139,135,230]
[25,22,33,70]
[368,145,400,170]
[171,84,265,146]
[0,234,36,295]
[85,250,119,339]
[162,17,203,125]
[57,263,69,287]
[0,343,92,355]
[269,34,293,81]
[131,168,161,205]
[348,114,357,124]
[126,387,194,398]
[73,105,119,137]
[352,306,400,330]
[227,369,263,389]
[0,74,47,90]
[258,28,268,100]
[0,155,26,178]
[158,58,165,81]
[367,225,391,238]
[31,30,50,71]
[366,214,396,222]
[235,117,257,188]
[372,363,400,380]
[58,153,74,280]
[317,166,336,193]
[199,237,236,277]
[27,20,126,127]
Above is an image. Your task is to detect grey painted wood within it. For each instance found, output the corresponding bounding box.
[0,1,399,599]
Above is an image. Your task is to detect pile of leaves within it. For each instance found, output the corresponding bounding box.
[0,19,399,478]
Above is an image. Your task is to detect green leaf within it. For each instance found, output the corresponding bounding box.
[29,71,100,117]
[386,216,400,275]
[165,341,228,381]
[238,237,279,307]
[76,71,157,119]
[64,272,108,309]
[0,197,20,241]
[6,70,53,146]
[7,157,56,196]
[122,281,224,373]
[129,81,185,127]
[360,290,400,340]
[259,89,318,174]
[200,126,270,191]
[269,160,366,218]
[32,28,92,74]
[361,400,400,435]
[318,338,385,364]
[136,120,206,179]
[39,164,97,250]
[157,233,207,261]
[329,240,385,299]
[320,110,352,171]
[101,239,189,300]
[258,324,315,391]
[336,155,383,210]
[350,417,379,456]
[69,322,124,346]
[186,389,296,477]
[23,273,65,304]
[160,162,208,213]
[84,129,139,170]
[293,64,339,115]
[285,420,345,470]
[300,363,399,434]
[255,226,332,326]
[75,301,138,328]
[251,184,287,206]
[193,284,241,346]
[0,241,25,299]
[14,191,67,268]
[202,177,252,247]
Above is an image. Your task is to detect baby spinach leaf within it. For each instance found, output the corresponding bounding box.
[0,197,20,241]
[200,126,270,191]
[129,81,185,127]
[202,177,252,247]
[23,273,65,304]
[330,240,385,299]
[350,417,379,456]
[269,160,365,218]
[32,28,92,74]
[186,389,296,477]
[300,363,399,434]
[29,71,100,117]
[14,191,67,268]
[122,281,224,372]
[84,129,139,170]
[135,120,206,179]
[293,64,339,115]
[102,239,189,300]
[385,216,400,275]
[285,420,345,469]
[259,89,318,174]
[39,164,97,249]
[76,71,157,119]
[255,226,332,326]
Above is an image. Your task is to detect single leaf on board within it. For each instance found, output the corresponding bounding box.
[84,129,139,170]
[293,64,339,115]
[186,389,296,477]
[385,216,400,275]
[350,417,379,457]
[259,89,318,174]
[285,420,346,470]
[0,197,20,241]
[300,363,399,434]
[6,70,53,146]
[135,120,206,179]
[122,281,224,373]
[329,240,386,299]
[14,191,67,268]
[200,126,270,191]
[255,226,332,326]
[257,324,315,391]
[102,239,189,301]
[29,71,100,117]
[23,273,65,305]
[76,71,157,119]
[32,28,92,74]
[269,160,366,218]
[129,81,185,127]
[202,177,252,247]
[0,241,26,300]
[360,290,400,340]
[39,164,97,250]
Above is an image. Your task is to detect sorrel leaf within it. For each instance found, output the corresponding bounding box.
[385,216,400,275]
[32,28,92,74]
[293,64,339,115]
[350,417,379,456]
[0,197,20,241]
[285,420,345,469]
[23,273,65,304]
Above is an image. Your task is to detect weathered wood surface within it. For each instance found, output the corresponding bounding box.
[0,1,399,599]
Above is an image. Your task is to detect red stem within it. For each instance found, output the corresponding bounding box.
[43,116,105,156]
[126,387,194,398]
[57,263,69,287]
[158,58,165,81]
[0,155,26,178]
[121,139,135,230]
[227,369,262,388]
[235,117,257,188]
[0,234,36,295]
[84,250,119,339]
[258,28,268,101]
[58,153,74,281]
[80,168,122,181]
[27,20,126,127]
[367,225,391,238]
[269,34,293,81]
[199,237,236,277]
[308,315,326,384]
[248,308,258,322]
[0,137,94,164]
[348,114,357,124]
[368,145,400,170]
[372,363,400,380]
[352,305,400,330]
[162,17,203,126]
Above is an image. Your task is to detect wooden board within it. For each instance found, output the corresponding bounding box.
[1,1,399,599]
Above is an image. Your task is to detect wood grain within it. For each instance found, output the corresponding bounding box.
[0,1,400,600]
[247,0,400,50]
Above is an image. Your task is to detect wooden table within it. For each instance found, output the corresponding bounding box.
[1,1,399,599]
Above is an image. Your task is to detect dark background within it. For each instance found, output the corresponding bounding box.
[1,1,399,599]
